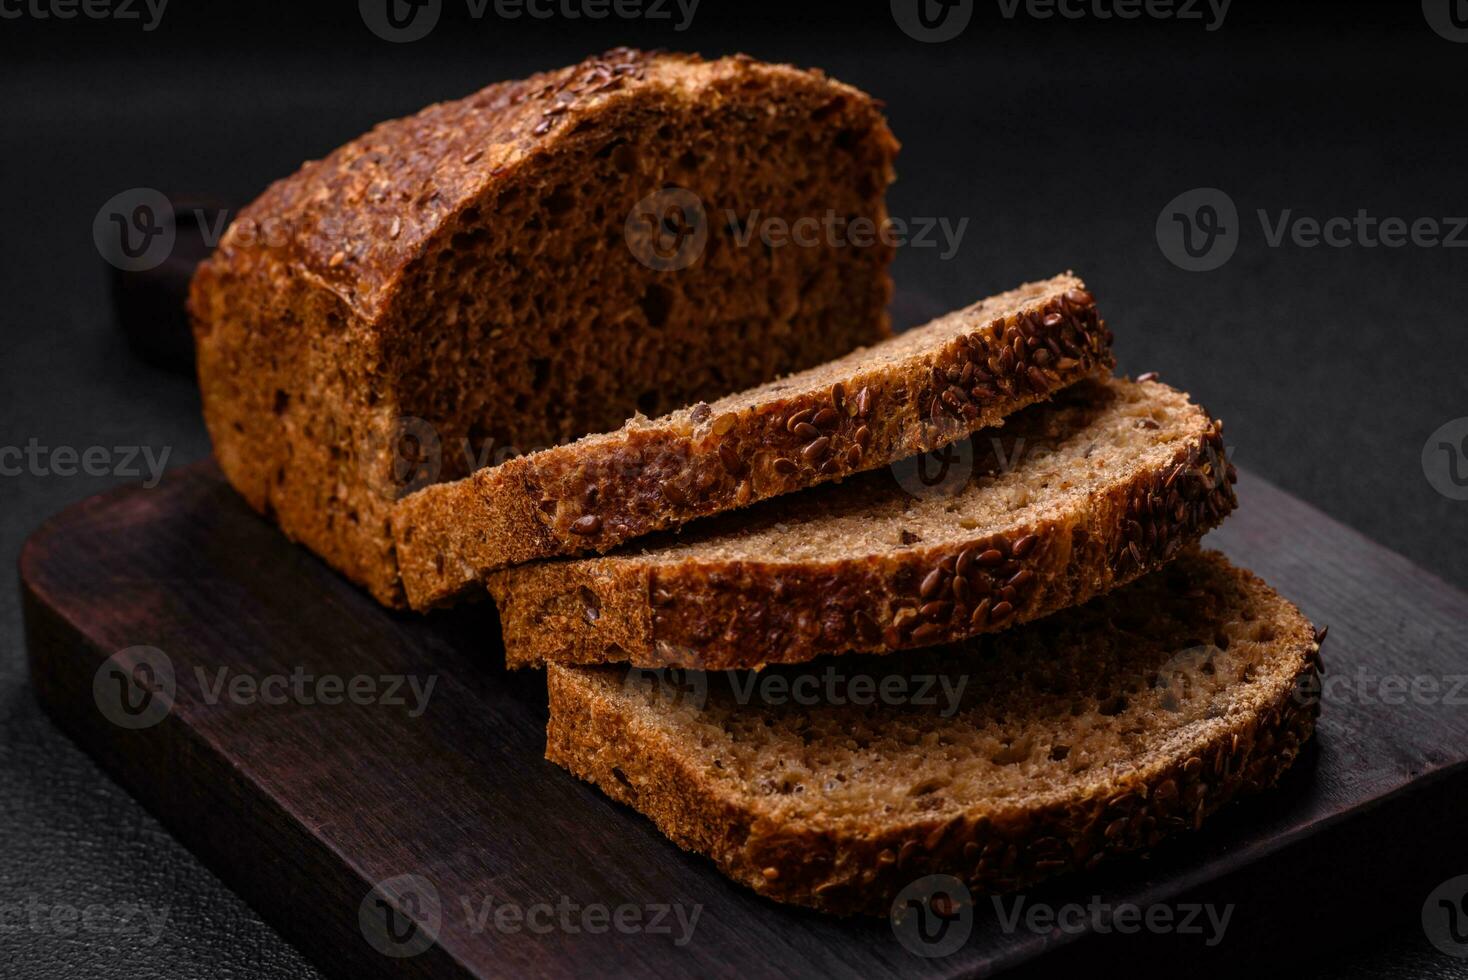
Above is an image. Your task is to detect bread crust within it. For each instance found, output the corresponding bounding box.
[390,271,1109,604]
[544,555,1322,917]
[490,384,1237,669]
[189,49,898,606]
[394,275,1113,609]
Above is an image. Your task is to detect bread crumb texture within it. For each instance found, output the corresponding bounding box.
[190,49,898,605]
[493,377,1238,668]
[546,550,1321,915]
[394,274,1113,608]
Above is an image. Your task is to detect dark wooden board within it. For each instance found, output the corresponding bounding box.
[21,460,1468,978]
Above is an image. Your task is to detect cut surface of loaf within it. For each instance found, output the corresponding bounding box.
[491,377,1238,668]
[546,550,1322,916]
[394,274,1113,609]
[189,49,899,605]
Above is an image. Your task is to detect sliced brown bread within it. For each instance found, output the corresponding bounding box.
[189,49,899,606]
[393,274,1113,609]
[546,549,1323,916]
[490,377,1237,669]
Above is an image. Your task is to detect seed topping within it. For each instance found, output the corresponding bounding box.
[569,515,602,536]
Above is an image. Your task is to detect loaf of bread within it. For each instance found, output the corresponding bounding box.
[393,274,1113,609]
[546,549,1322,915]
[187,42,1315,925]
[491,377,1237,669]
[189,49,899,605]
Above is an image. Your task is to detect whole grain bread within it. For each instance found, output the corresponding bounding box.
[189,49,899,606]
[393,275,1112,609]
[490,377,1237,669]
[545,549,1322,916]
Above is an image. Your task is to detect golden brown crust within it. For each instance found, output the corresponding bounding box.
[491,391,1237,670]
[545,555,1322,917]
[189,50,898,606]
[393,276,1114,610]
[197,51,837,322]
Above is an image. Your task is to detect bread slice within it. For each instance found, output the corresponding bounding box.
[490,377,1236,669]
[189,49,899,606]
[393,274,1113,609]
[546,550,1322,916]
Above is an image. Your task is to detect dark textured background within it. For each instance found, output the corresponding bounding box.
[2,1,1466,977]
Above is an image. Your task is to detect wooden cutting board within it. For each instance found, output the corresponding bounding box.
[21,460,1468,978]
